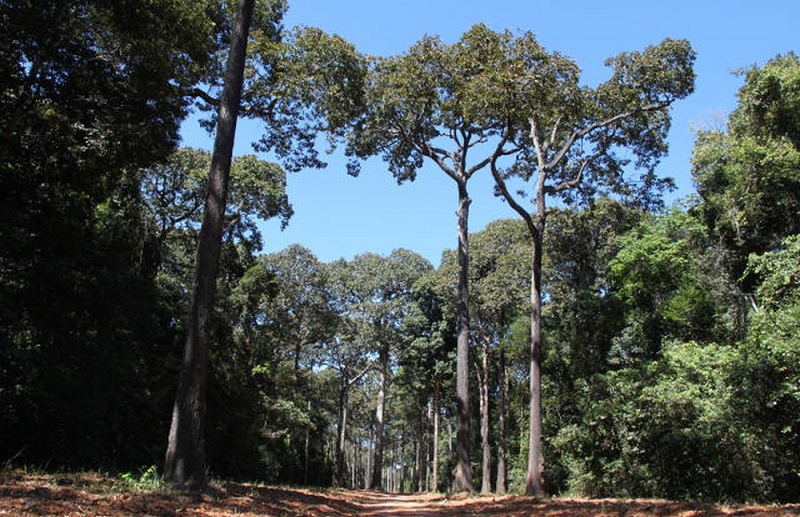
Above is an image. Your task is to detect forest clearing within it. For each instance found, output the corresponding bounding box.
[2,471,799,517]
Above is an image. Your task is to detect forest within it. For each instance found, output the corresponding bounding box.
[1,0,799,505]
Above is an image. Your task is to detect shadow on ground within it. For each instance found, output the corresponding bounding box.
[2,471,799,516]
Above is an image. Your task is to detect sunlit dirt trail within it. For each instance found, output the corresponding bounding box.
[358,492,447,517]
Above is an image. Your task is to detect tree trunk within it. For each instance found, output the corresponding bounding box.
[371,342,389,490]
[525,231,544,496]
[415,411,425,492]
[333,378,349,487]
[496,348,508,495]
[479,340,491,494]
[163,0,253,488]
[366,428,373,488]
[304,400,311,486]
[432,383,440,492]
[454,180,474,492]
[334,364,371,487]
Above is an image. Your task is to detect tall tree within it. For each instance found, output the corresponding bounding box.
[161,1,365,485]
[485,33,695,494]
[164,0,255,487]
[397,271,456,492]
[316,258,366,487]
[350,26,529,492]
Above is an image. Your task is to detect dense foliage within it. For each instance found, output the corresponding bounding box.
[0,3,797,503]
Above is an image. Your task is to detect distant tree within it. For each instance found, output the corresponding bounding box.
[261,245,337,377]
[396,271,457,492]
[471,220,530,494]
[484,32,696,494]
[327,250,432,490]
[320,326,371,488]
[608,210,717,362]
[258,245,338,481]
[543,199,643,374]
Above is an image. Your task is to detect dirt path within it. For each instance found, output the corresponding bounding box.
[348,490,800,517]
[359,494,440,517]
[358,492,450,517]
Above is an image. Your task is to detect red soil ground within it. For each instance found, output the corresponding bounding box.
[1,471,798,516]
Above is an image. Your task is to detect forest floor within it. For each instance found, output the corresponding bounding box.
[1,470,799,516]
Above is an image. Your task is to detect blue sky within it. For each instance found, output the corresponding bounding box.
[180,0,799,266]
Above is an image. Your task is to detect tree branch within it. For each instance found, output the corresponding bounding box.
[419,140,457,179]
[240,97,279,119]
[347,363,373,388]
[188,87,220,107]
[490,131,538,238]
[544,101,670,171]
[544,150,604,194]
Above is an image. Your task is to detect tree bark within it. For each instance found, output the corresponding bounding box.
[454,180,474,493]
[525,230,544,496]
[432,383,440,492]
[496,348,508,495]
[163,0,253,488]
[371,342,389,490]
[415,411,425,492]
[304,400,311,486]
[479,340,491,494]
[333,379,349,487]
[366,428,373,488]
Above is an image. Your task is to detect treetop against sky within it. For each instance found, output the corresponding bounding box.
[180,0,800,265]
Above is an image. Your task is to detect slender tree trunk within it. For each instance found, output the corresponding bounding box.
[496,348,507,495]
[479,340,491,494]
[371,342,389,490]
[432,383,440,492]
[488,136,547,497]
[351,442,356,488]
[366,428,373,489]
[163,0,253,488]
[399,425,405,493]
[334,364,372,487]
[415,411,424,492]
[454,180,474,492]
[304,400,311,485]
[333,378,349,487]
[525,231,544,496]
[425,400,431,491]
